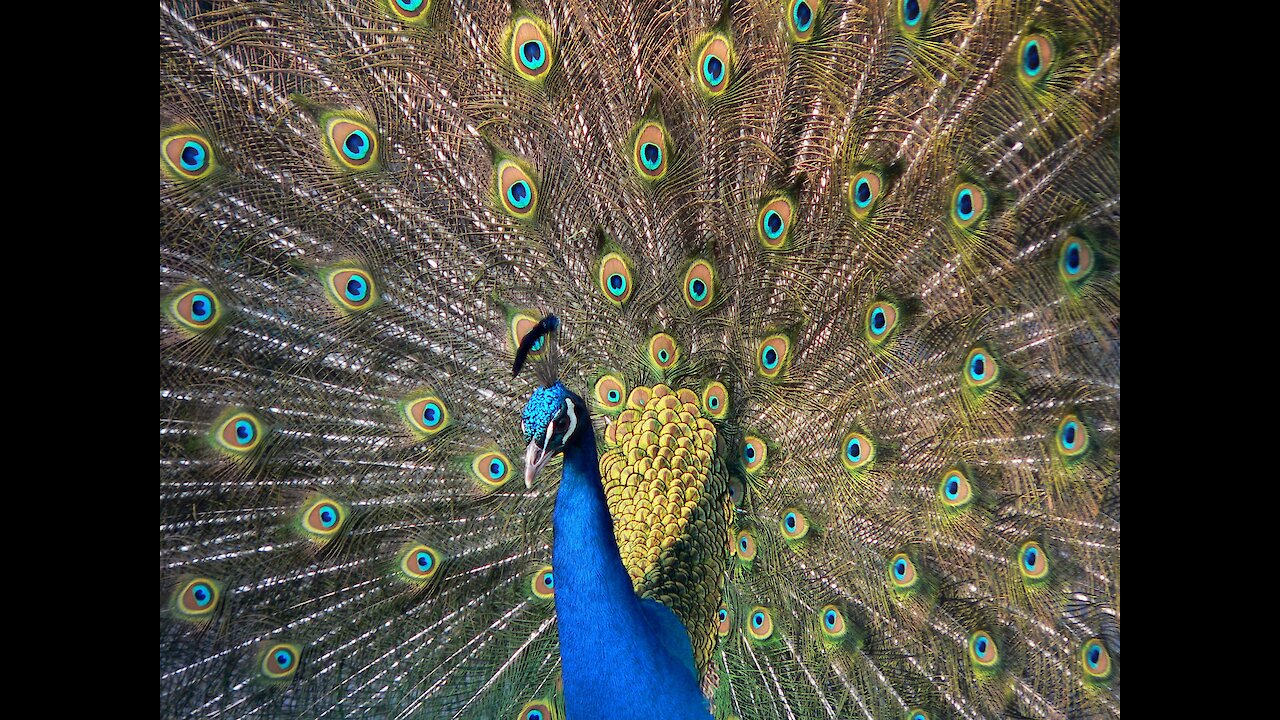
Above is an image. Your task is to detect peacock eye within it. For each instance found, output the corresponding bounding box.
[496,159,539,219]
[968,631,1000,671]
[510,17,554,80]
[212,410,265,457]
[865,300,900,345]
[173,577,223,621]
[757,335,791,378]
[388,0,429,21]
[938,468,974,510]
[747,606,773,640]
[1055,412,1089,459]
[735,530,757,562]
[395,543,440,583]
[593,375,627,412]
[840,431,875,471]
[742,435,767,473]
[648,333,680,370]
[472,451,513,488]
[404,394,450,437]
[849,170,883,217]
[260,643,302,682]
[757,197,795,249]
[1059,236,1096,285]
[963,347,999,390]
[717,605,732,636]
[888,552,919,591]
[900,0,931,31]
[789,0,816,40]
[1019,540,1049,581]
[161,129,217,181]
[694,33,732,97]
[1081,638,1114,681]
[683,259,716,310]
[632,121,671,180]
[531,565,555,600]
[819,604,846,639]
[322,265,378,314]
[168,286,223,334]
[301,497,348,540]
[780,509,810,541]
[324,117,378,171]
[701,381,729,420]
[1018,34,1055,83]
[951,182,988,229]
[519,700,554,720]
[598,252,634,305]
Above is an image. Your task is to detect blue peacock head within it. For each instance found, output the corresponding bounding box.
[513,315,589,487]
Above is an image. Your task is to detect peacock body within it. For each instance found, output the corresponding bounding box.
[159,0,1120,718]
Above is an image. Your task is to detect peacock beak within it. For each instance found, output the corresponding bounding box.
[524,440,553,489]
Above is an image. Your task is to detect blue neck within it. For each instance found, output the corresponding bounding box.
[552,426,709,719]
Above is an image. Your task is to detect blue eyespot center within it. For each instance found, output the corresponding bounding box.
[423,403,441,426]
[957,189,975,220]
[276,651,292,668]
[785,513,796,529]
[752,612,764,627]
[343,130,369,160]
[191,294,212,322]
[489,459,504,478]
[739,537,749,551]
[703,54,725,86]
[763,347,778,368]
[320,507,336,527]
[708,394,719,408]
[180,141,206,172]
[794,1,813,31]
[1063,422,1078,448]
[824,610,836,627]
[528,711,543,720]
[641,142,662,170]
[395,0,424,10]
[719,609,727,621]
[607,389,619,402]
[345,275,368,301]
[531,337,545,352]
[894,559,906,578]
[608,273,626,296]
[521,40,545,70]
[745,444,756,462]
[976,638,988,654]
[904,0,921,25]
[847,439,861,460]
[970,354,986,380]
[764,210,784,239]
[193,584,211,605]
[871,308,886,333]
[234,419,254,444]
[855,178,872,207]
[543,572,553,588]
[507,180,531,209]
[1024,41,1042,76]
[690,278,707,301]
[1024,548,1038,569]
[1066,243,1082,274]
[946,477,960,498]
[658,349,669,362]
[1088,646,1101,666]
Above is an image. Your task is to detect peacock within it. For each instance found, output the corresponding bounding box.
[159,0,1120,718]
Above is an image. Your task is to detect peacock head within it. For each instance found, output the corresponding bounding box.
[513,314,589,488]
[520,381,588,488]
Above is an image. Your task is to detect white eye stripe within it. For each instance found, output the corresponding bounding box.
[563,398,578,441]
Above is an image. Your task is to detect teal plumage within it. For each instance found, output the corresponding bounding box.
[160,1,1120,718]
